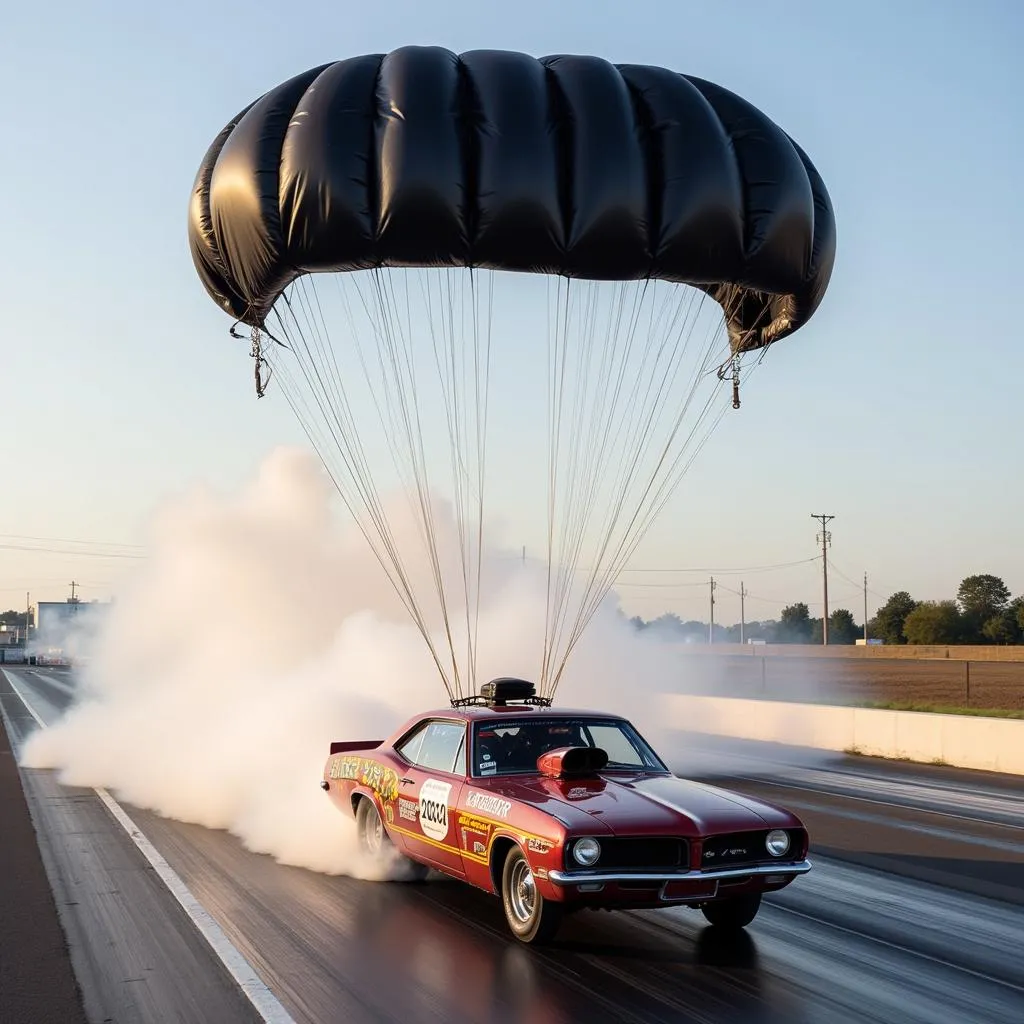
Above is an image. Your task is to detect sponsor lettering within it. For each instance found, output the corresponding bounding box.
[566,787,589,800]
[328,755,361,781]
[457,814,491,833]
[527,837,554,854]
[466,791,512,818]
[328,757,400,803]
[399,798,418,822]
[457,813,492,856]
[419,779,452,841]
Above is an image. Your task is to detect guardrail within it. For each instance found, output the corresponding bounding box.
[664,695,1024,775]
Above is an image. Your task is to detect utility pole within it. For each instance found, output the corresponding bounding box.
[740,582,747,644]
[811,515,834,645]
[709,576,716,644]
[69,580,79,603]
[863,572,869,643]
[26,592,31,649]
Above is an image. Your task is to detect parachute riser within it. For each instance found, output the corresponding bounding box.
[716,352,744,410]
[229,321,283,399]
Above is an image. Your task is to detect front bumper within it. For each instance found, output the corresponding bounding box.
[547,859,812,888]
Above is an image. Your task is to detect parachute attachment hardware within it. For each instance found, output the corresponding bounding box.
[250,326,273,398]
[716,353,743,409]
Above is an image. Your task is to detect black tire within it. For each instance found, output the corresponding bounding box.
[354,798,429,881]
[500,847,563,944]
[701,893,762,930]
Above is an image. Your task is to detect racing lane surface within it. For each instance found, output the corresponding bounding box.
[5,668,1024,1024]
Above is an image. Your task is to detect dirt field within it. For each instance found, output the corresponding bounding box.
[675,653,1024,711]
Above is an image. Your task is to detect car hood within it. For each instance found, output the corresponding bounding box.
[495,773,800,837]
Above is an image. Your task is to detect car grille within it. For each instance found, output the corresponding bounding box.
[700,829,797,869]
[567,837,687,872]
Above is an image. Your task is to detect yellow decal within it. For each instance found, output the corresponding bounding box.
[328,756,399,803]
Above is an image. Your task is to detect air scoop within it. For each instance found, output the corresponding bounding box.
[537,746,608,779]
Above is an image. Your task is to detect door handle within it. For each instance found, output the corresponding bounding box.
[399,777,414,785]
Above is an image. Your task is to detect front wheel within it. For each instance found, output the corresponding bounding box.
[701,893,761,930]
[501,847,563,944]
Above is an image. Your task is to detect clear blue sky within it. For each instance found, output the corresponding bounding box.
[2,0,1022,624]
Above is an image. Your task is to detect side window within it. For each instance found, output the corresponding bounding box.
[396,723,428,764]
[398,721,466,775]
[418,722,466,774]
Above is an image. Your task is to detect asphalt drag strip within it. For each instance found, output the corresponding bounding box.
[5,670,1024,1023]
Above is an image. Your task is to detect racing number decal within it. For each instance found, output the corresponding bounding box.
[418,779,452,841]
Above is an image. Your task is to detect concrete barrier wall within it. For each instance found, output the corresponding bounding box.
[664,695,1024,775]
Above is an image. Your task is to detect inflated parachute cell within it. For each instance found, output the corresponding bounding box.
[188,47,836,353]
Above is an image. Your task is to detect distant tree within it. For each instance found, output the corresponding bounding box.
[868,591,919,645]
[981,611,1019,645]
[1014,597,1024,638]
[0,609,30,629]
[777,602,813,643]
[957,574,1011,640]
[828,608,859,644]
[902,600,963,645]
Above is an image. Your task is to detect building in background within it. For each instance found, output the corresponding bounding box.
[33,596,111,664]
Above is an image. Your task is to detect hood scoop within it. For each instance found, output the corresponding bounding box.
[537,745,608,779]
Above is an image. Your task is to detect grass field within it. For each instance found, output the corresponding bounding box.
[675,653,1024,711]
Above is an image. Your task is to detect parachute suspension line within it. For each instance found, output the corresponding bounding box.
[373,267,467,700]
[266,276,462,703]
[258,268,773,707]
[540,282,764,701]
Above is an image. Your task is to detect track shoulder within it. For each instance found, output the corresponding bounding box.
[0,689,87,1024]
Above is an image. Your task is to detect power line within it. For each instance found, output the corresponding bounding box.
[617,557,819,575]
[0,532,144,550]
[0,543,144,560]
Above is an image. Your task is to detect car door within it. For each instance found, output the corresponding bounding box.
[393,718,467,876]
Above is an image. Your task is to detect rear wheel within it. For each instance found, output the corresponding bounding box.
[355,798,428,881]
[501,847,563,944]
[701,893,761,930]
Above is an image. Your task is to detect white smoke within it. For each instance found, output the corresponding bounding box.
[22,446,728,877]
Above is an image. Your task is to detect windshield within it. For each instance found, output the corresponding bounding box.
[471,717,668,777]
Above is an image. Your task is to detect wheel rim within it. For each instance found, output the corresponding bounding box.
[508,858,536,924]
[363,805,384,855]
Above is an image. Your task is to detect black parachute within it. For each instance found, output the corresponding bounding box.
[189,47,835,355]
[187,48,836,702]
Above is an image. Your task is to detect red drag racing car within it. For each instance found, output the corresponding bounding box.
[321,678,811,943]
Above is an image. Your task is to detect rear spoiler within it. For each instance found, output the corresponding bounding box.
[329,740,383,755]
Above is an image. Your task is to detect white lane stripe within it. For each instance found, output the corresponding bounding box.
[3,671,295,1024]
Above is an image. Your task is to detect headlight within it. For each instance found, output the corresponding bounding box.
[572,837,601,866]
[765,829,790,857]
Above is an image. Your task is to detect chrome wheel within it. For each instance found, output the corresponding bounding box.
[357,800,385,856]
[500,847,562,944]
[508,857,536,924]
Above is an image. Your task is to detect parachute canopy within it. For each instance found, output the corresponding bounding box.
[187,48,836,703]
[189,47,835,354]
